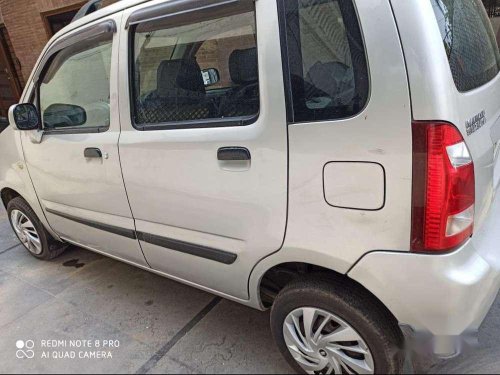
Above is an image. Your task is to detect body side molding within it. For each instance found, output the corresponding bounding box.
[45,208,237,264]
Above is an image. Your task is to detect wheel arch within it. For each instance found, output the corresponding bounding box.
[0,185,61,241]
[253,260,400,332]
[1,187,21,210]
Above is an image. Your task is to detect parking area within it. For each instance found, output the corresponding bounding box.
[1,203,499,374]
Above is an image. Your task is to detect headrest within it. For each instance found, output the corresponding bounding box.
[305,62,354,98]
[157,58,205,98]
[229,48,258,85]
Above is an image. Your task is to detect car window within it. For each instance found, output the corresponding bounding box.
[39,35,112,131]
[431,0,500,92]
[281,0,369,123]
[131,5,259,128]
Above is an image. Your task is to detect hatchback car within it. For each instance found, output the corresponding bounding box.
[1,0,500,373]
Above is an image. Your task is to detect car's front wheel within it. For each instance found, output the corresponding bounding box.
[270,276,404,374]
[7,197,67,260]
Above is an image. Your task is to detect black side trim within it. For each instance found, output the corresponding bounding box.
[43,125,109,135]
[45,209,237,264]
[276,0,294,124]
[137,232,237,265]
[133,115,258,132]
[45,208,137,240]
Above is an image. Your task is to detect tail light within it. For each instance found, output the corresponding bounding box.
[411,121,475,252]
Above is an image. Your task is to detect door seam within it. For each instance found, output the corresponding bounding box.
[116,10,151,267]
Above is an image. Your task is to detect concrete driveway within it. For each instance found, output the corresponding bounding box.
[0,203,499,374]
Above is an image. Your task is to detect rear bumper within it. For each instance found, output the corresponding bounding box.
[348,191,500,357]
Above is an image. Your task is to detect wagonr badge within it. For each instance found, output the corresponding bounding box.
[466,110,487,136]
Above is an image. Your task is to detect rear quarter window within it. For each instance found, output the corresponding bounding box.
[280,0,369,123]
[431,0,500,92]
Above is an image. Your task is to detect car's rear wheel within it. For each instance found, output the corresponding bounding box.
[271,276,404,374]
[7,197,67,260]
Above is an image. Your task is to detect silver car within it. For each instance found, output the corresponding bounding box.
[1,0,500,373]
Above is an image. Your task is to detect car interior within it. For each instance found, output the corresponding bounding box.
[135,43,260,125]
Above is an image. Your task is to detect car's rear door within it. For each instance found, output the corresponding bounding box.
[118,0,288,300]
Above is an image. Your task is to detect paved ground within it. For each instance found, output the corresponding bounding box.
[0,203,499,374]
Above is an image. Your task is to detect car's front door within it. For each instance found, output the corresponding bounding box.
[118,0,288,299]
[20,14,147,266]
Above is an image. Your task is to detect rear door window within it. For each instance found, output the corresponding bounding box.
[431,0,500,92]
[130,3,259,129]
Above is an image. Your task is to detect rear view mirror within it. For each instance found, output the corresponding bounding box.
[44,103,87,129]
[10,104,40,131]
[202,68,220,87]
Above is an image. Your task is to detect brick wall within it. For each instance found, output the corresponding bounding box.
[0,25,24,88]
[101,0,119,6]
[0,0,119,84]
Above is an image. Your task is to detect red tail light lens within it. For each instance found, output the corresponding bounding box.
[411,121,475,252]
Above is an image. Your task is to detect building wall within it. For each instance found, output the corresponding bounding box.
[0,25,24,88]
[0,0,118,86]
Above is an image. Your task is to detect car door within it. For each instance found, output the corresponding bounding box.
[118,0,288,299]
[20,13,148,266]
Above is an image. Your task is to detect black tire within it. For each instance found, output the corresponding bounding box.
[270,275,404,374]
[7,197,67,260]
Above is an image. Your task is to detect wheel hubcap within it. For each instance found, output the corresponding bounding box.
[10,210,42,255]
[283,307,375,374]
